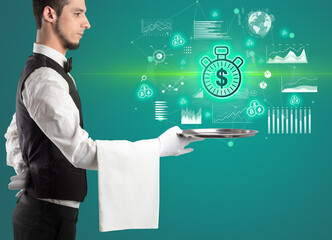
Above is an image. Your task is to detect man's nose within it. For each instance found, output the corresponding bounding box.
[82,15,91,29]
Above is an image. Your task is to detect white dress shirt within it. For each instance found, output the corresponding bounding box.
[5,43,160,231]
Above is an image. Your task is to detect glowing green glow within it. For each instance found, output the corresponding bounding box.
[76,72,332,77]
[245,38,255,47]
[179,97,188,107]
[280,28,289,38]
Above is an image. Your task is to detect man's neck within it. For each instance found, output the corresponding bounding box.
[36,31,67,56]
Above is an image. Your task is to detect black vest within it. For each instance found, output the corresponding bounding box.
[16,53,87,202]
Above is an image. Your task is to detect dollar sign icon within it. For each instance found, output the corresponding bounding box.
[216,68,228,89]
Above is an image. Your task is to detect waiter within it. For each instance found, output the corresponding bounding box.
[4,0,203,239]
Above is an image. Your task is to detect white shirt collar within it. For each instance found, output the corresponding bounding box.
[33,43,67,68]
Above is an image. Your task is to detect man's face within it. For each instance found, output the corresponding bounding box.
[55,0,91,50]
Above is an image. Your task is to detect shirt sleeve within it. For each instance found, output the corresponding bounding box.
[22,67,97,170]
[4,113,26,174]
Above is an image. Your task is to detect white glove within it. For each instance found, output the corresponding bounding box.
[8,165,29,198]
[158,126,204,157]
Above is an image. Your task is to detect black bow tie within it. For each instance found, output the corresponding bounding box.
[64,57,72,73]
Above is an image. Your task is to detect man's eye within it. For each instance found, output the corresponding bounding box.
[74,13,81,16]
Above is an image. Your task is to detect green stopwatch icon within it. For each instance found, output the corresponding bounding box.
[200,46,244,98]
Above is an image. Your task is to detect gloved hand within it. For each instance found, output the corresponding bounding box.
[8,165,29,198]
[158,126,204,157]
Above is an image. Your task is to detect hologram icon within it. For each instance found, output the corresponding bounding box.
[200,46,244,98]
[290,95,301,105]
[172,34,185,47]
[246,10,275,38]
[138,84,153,99]
[149,45,173,65]
[247,100,265,117]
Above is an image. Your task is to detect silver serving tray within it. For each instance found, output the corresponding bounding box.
[178,128,259,138]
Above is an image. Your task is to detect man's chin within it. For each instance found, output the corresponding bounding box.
[66,42,80,50]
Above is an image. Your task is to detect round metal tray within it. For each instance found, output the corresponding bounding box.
[178,128,259,138]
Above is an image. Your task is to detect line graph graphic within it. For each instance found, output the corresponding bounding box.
[141,19,172,36]
[161,76,185,94]
[212,105,251,123]
[266,44,309,64]
[281,76,318,93]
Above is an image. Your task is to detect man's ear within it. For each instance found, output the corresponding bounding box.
[42,6,57,24]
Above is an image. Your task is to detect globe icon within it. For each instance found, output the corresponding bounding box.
[248,11,273,37]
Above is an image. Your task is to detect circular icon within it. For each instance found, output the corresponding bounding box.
[264,70,271,78]
[201,46,244,98]
[260,81,267,89]
[290,95,300,105]
[138,84,154,99]
[247,11,274,38]
[138,91,145,98]
[251,100,260,107]
[153,50,166,64]
[172,35,185,47]
[255,105,264,115]
[146,89,153,97]
[247,107,256,117]
[247,100,265,117]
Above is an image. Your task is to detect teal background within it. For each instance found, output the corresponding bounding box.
[1,0,331,239]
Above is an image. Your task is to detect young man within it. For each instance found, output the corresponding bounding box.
[5,0,203,239]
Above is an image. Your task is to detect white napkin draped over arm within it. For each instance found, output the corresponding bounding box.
[96,138,160,232]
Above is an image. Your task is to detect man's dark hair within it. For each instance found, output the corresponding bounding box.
[33,0,70,29]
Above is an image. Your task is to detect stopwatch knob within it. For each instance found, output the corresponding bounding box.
[200,56,212,68]
[214,46,229,59]
[233,56,244,68]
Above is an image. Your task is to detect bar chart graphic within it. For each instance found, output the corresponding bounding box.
[268,107,311,134]
[194,21,231,39]
[155,101,168,121]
